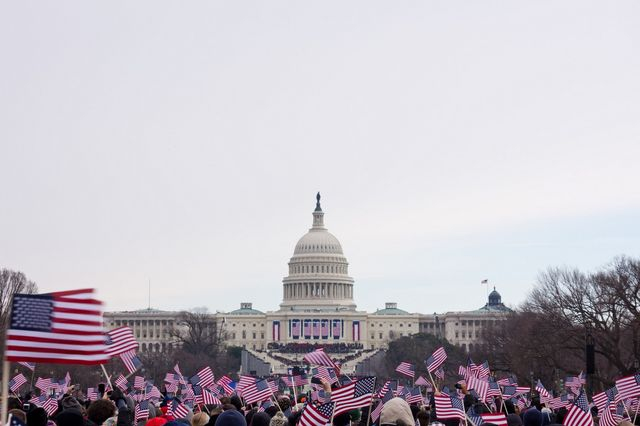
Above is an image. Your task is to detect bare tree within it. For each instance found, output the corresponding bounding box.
[481,256,640,392]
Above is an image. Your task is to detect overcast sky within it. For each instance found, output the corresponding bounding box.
[1,1,639,315]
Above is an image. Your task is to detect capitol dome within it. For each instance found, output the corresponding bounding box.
[280,193,356,312]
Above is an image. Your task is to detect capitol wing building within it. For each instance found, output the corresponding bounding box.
[105,194,511,369]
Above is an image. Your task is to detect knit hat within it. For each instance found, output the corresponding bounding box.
[507,413,523,426]
[268,412,287,426]
[250,412,271,426]
[380,398,414,426]
[61,397,84,413]
[146,417,169,426]
[523,408,543,426]
[55,409,85,426]
[215,410,247,426]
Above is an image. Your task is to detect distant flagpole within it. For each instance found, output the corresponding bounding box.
[481,279,489,298]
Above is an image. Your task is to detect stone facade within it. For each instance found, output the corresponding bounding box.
[104,194,511,353]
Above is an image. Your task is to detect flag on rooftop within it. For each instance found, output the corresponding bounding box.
[6,288,110,365]
[425,347,447,373]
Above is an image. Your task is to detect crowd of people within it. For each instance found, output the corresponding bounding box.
[4,375,635,426]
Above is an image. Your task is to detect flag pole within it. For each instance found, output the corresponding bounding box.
[427,370,439,393]
[365,377,377,426]
[1,360,11,424]
[100,364,113,390]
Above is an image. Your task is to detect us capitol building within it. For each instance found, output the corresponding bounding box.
[104,194,511,366]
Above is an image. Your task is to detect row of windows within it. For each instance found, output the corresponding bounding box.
[290,264,347,274]
[230,331,265,340]
[454,331,482,339]
[113,319,174,327]
[230,323,265,328]
[370,323,413,328]
[140,342,174,352]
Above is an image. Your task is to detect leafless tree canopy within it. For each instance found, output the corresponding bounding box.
[480,256,640,393]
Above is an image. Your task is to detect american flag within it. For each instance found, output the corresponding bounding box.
[425,347,447,373]
[18,361,36,371]
[35,377,53,392]
[405,387,424,405]
[313,320,321,337]
[87,387,98,401]
[434,393,465,420]
[481,413,508,426]
[599,402,622,426]
[135,400,150,422]
[299,402,335,426]
[115,374,129,391]
[434,367,445,381]
[370,389,394,422]
[198,387,222,405]
[304,348,337,368]
[190,366,215,389]
[615,374,640,400]
[217,376,234,394]
[169,399,189,418]
[311,366,338,384]
[593,391,612,412]
[120,350,143,374]
[321,320,329,338]
[6,289,109,365]
[292,320,301,337]
[133,376,145,390]
[332,320,341,337]
[467,377,489,401]
[497,377,515,387]
[105,326,139,357]
[145,385,162,401]
[535,380,550,398]
[165,372,182,384]
[242,379,273,404]
[486,380,501,399]
[258,401,274,412]
[304,320,311,337]
[236,375,256,394]
[475,361,490,379]
[377,380,398,398]
[395,362,416,378]
[9,374,28,392]
[415,376,429,386]
[43,398,59,416]
[311,389,331,403]
[332,377,376,416]
[565,373,586,392]
[564,392,594,426]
